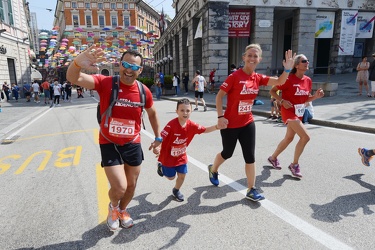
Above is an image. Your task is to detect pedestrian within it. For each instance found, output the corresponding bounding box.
[31,81,40,103]
[229,64,237,75]
[369,53,375,97]
[208,44,295,201]
[11,83,19,102]
[23,82,32,102]
[182,72,189,95]
[2,82,10,102]
[154,73,162,100]
[267,54,324,179]
[154,98,219,202]
[358,148,374,167]
[172,72,180,96]
[159,70,165,96]
[209,68,216,93]
[302,101,314,124]
[77,85,84,98]
[53,81,61,106]
[192,70,207,111]
[65,81,72,101]
[41,79,50,104]
[356,55,370,97]
[66,45,162,231]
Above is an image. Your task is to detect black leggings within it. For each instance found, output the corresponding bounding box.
[54,95,60,104]
[220,122,256,164]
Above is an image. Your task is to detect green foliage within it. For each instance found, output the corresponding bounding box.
[164,75,173,89]
[137,77,154,89]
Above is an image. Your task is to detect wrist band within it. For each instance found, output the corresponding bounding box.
[218,115,224,119]
[284,69,291,73]
[155,137,162,142]
[73,60,81,68]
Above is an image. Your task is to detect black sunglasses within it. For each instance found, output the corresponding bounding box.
[300,59,309,63]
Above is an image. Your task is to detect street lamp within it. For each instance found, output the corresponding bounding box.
[163,57,168,74]
[168,55,173,75]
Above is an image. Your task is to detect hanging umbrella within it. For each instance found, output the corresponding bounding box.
[63,31,71,36]
[115,26,123,30]
[51,35,57,39]
[40,42,47,46]
[102,27,110,31]
[52,26,59,30]
[75,27,84,32]
[39,32,48,36]
[87,32,95,37]
[62,38,69,42]
[127,26,135,30]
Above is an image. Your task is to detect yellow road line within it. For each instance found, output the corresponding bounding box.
[96,163,109,223]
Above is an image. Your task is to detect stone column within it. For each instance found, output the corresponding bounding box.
[202,1,229,84]
[251,6,274,74]
[291,8,317,75]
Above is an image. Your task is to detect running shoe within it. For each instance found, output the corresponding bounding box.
[358,148,372,166]
[172,188,184,202]
[194,107,198,111]
[204,106,207,112]
[246,188,265,201]
[208,164,219,186]
[107,203,120,231]
[157,162,163,177]
[288,163,302,179]
[119,209,134,228]
[268,156,281,170]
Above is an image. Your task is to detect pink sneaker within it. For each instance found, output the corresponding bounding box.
[288,163,302,179]
[268,156,281,170]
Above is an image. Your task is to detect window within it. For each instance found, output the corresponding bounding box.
[111,16,117,27]
[0,0,14,25]
[86,15,92,28]
[111,3,116,10]
[99,15,105,28]
[124,3,128,9]
[98,3,103,9]
[85,3,90,9]
[73,15,79,27]
[72,2,77,8]
[123,16,130,27]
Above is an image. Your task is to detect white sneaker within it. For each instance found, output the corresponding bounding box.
[119,209,134,228]
[107,204,120,231]
[56,104,61,107]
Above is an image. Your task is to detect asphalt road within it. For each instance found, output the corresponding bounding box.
[1,97,375,249]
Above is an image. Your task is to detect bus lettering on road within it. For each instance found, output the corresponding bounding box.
[0,146,82,175]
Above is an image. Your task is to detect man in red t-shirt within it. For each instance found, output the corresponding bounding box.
[209,68,216,93]
[40,80,51,104]
[67,46,162,231]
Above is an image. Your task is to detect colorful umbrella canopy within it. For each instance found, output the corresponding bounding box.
[102,27,110,31]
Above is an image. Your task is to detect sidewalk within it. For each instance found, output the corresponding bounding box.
[162,72,375,134]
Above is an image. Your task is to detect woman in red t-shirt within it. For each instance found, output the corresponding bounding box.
[208,43,295,202]
[267,54,324,179]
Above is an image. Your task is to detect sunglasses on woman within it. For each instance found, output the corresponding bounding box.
[121,61,142,71]
[300,59,309,63]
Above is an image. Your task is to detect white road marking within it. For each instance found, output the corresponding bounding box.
[142,129,353,250]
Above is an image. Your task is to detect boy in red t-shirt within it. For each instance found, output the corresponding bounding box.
[153,98,218,201]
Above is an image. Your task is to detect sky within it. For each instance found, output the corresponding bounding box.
[28,0,175,31]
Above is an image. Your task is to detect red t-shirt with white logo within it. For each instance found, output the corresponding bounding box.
[93,75,153,145]
[220,69,269,128]
[276,74,312,122]
[158,118,206,167]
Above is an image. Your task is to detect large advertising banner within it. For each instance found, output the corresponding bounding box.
[356,12,375,38]
[338,10,358,56]
[315,12,335,38]
[228,9,251,37]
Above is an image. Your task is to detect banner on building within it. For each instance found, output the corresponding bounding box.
[228,9,251,37]
[356,12,375,38]
[315,12,335,38]
[194,18,202,39]
[338,10,358,56]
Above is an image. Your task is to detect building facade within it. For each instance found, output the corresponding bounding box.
[0,0,31,90]
[153,0,375,87]
[52,0,161,78]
